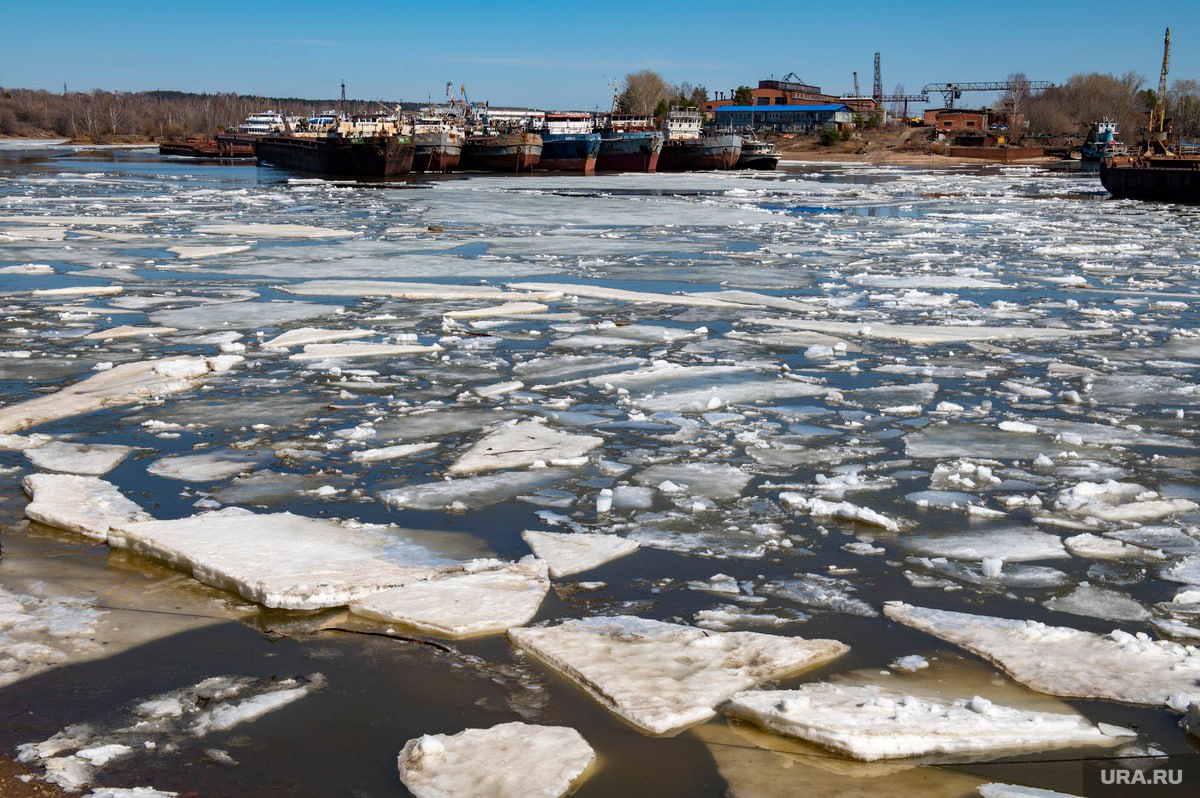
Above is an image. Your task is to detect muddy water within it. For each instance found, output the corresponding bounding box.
[1,144,1198,796]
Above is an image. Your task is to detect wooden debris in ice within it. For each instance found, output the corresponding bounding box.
[521,530,639,577]
[0,356,238,434]
[448,420,602,475]
[25,441,133,475]
[109,508,446,610]
[885,602,1200,709]
[398,722,595,798]
[350,558,548,638]
[509,615,848,735]
[725,682,1124,761]
[22,474,150,541]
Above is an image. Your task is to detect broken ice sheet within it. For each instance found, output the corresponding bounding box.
[398,722,595,798]
[508,615,847,735]
[901,524,1069,562]
[758,573,878,618]
[145,448,270,482]
[349,558,548,638]
[24,440,133,475]
[1043,583,1151,622]
[0,585,105,687]
[380,468,573,511]
[520,530,639,577]
[725,682,1124,761]
[108,508,455,610]
[885,603,1200,709]
[17,673,325,792]
[23,473,150,542]
[447,420,603,474]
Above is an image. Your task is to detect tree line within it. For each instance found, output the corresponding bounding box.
[0,87,402,142]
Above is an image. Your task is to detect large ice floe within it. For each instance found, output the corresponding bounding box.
[398,722,595,798]
[885,603,1200,710]
[509,616,848,734]
[725,682,1128,761]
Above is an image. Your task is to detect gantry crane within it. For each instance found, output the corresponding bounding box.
[921,80,1055,109]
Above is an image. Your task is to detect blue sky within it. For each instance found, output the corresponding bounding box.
[3,1,1196,110]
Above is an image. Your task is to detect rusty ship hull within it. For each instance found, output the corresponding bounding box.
[254,134,415,177]
[657,134,741,171]
[459,132,542,172]
[595,131,662,172]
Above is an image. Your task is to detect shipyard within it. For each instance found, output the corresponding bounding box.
[2,5,1200,798]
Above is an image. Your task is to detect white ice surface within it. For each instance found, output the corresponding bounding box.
[1044,584,1150,622]
[25,441,133,475]
[0,356,237,434]
[109,508,448,610]
[509,615,848,735]
[145,449,266,482]
[349,558,548,638]
[380,469,572,511]
[885,603,1200,708]
[398,722,595,798]
[23,474,150,541]
[521,530,639,577]
[725,682,1120,761]
[447,420,602,474]
[0,585,104,687]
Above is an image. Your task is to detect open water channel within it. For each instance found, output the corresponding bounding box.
[0,142,1198,797]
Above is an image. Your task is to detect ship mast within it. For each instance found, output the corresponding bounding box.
[1148,27,1171,153]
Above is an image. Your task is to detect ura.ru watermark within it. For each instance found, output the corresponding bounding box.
[1084,756,1197,797]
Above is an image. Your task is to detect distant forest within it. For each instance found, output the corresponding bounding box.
[0,87,418,142]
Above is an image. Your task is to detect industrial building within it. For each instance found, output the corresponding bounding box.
[712,104,854,132]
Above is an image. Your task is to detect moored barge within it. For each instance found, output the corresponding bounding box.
[459,131,542,172]
[254,112,415,177]
[532,113,600,172]
[656,107,741,171]
[594,114,662,172]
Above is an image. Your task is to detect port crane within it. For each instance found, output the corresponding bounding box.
[921,80,1055,109]
[1147,27,1171,152]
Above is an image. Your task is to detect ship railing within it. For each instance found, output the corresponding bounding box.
[1177,140,1200,156]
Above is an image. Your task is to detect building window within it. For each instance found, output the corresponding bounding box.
[775,97,786,105]
[756,97,770,106]
[966,121,975,127]
[943,121,952,127]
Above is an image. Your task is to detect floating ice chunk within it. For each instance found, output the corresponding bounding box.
[444,301,550,319]
[508,281,745,308]
[0,356,236,434]
[110,508,445,610]
[759,574,878,617]
[398,723,595,798]
[473,380,524,398]
[448,421,602,475]
[885,603,1200,708]
[350,442,440,463]
[350,558,548,638]
[890,655,929,672]
[902,525,1067,562]
[1063,533,1156,560]
[281,280,560,301]
[26,441,133,475]
[381,469,572,511]
[634,463,752,501]
[1044,584,1150,622]
[259,327,374,348]
[1054,481,1198,524]
[509,616,847,735]
[0,585,104,687]
[978,783,1084,798]
[725,683,1118,761]
[84,787,181,797]
[981,558,1004,578]
[149,300,334,331]
[22,474,150,541]
[780,493,900,532]
[998,420,1039,434]
[32,285,124,298]
[190,685,314,736]
[289,342,443,361]
[146,449,266,482]
[611,485,655,510]
[192,222,352,238]
[166,244,252,259]
[748,316,1114,344]
[521,530,639,577]
[82,325,177,341]
[1163,556,1200,586]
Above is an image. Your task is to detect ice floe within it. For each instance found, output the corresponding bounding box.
[398,722,594,798]
[349,557,548,638]
[23,474,150,541]
[25,441,133,475]
[725,682,1125,761]
[448,420,603,474]
[885,603,1200,709]
[521,530,639,577]
[509,615,847,734]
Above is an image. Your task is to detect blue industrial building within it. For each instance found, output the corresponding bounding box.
[713,104,854,132]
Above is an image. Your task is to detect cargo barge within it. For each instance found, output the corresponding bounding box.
[1099,154,1200,202]
[594,114,662,172]
[459,131,541,172]
[412,112,464,172]
[254,112,414,177]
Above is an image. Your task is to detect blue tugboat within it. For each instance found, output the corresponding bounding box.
[1081,119,1125,162]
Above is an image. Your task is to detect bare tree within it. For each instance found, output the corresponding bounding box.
[1168,78,1200,138]
[1024,72,1146,139]
[618,70,671,117]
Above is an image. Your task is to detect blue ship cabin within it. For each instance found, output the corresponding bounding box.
[713,104,854,132]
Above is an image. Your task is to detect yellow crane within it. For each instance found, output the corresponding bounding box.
[1147,27,1171,153]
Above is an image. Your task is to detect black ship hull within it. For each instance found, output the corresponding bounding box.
[254,135,415,176]
[1100,156,1200,203]
[460,133,542,172]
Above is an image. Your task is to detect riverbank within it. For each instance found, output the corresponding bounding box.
[773,126,1063,166]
